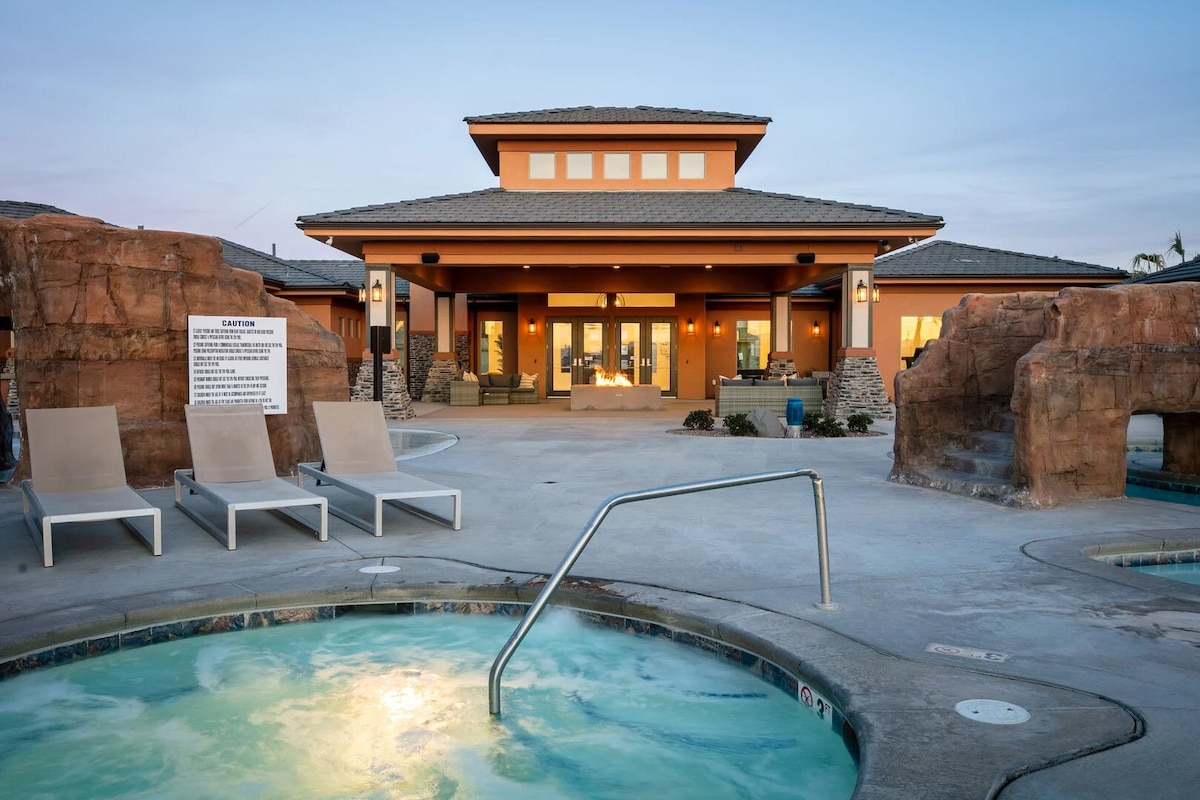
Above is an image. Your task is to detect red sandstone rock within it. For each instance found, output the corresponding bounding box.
[892,284,1200,508]
[0,215,349,487]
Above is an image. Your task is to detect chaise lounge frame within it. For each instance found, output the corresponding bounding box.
[174,403,327,550]
[298,401,461,536]
[21,406,161,567]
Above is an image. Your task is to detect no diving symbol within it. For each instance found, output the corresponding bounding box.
[926,643,1012,663]
[800,686,814,707]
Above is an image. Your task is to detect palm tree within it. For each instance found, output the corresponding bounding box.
[1167,231,1186,264]
[1128,232,1186,279]
[1129,251,1165,278]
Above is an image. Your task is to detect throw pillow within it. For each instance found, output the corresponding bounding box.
[519,372,536,389]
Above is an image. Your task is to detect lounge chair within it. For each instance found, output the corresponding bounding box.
[298,401,461,535]
[174,404,327,549]
[21,406,161,567]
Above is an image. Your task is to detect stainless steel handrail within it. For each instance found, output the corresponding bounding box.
[488,467,837,716]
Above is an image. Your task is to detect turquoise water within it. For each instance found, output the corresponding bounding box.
[0,611,857,799]
[1129,562,1200,586]
[1125,483,1200,507]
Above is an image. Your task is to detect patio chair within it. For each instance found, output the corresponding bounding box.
[298,401,461,536]
[21,406,161,567]
[174,404,327,549]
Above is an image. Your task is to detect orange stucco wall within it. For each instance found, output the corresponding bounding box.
[499,139,737,190]
[871,281,1094,398]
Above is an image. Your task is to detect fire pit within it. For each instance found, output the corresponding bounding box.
[570,368,662,411]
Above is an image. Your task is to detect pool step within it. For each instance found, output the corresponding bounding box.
[914,467,1014,503]
[963,430,1015,457]
[941,449,1014,480]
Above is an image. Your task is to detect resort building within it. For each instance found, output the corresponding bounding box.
[295,106,949,412]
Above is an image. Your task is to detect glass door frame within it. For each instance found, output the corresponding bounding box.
[546,315,677,397]
[618,316,677,396]
[546,316,609,396]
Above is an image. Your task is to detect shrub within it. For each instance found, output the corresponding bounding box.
[683,408,715,431]
[723,412,757,437]
[801,410,824,431]
[802,411,846,437]
[814,415,846,437]
[846,412,874,433]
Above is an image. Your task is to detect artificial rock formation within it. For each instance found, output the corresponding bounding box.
[0,215,350,487]
[891,284,1200,507]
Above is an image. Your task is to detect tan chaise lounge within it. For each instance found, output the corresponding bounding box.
[298,401,461,535]
[174,403,328,549]
[21,405,161,567]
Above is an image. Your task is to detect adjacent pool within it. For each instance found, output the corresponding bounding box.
[1127,562,1200,586]
[0,608,858,799]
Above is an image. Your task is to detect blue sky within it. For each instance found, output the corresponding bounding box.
[4,0,1197,269]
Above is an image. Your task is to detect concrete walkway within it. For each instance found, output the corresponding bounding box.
[2,402,1198,798]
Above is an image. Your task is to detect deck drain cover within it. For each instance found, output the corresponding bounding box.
[359,565,401,574]
[955,699,1030,725]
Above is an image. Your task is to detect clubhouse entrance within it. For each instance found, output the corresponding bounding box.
[547,316,676,397]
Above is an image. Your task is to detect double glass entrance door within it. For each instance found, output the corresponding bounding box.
[548,317,675,395]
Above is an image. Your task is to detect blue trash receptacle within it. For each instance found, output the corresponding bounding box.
[785,397,805,426]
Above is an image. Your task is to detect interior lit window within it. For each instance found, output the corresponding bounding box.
[619,293,675,307]
[566,152,593,179]
[679,152,705,179]
[735,320,770,374]
[393,318,405,361]
[479,320,504,374]
[900,316,941,369]
[642,152,667,179]
[529,152,555,180]
[604,152,630,179]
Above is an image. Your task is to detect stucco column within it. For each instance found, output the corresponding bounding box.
[827,266,893,419]
[422,292,459,403]
[353,266,413,418]
[770,292,792,353]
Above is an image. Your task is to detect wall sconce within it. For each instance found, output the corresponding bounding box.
[872,286,881,303]
[357,283,366,303]
[855,280,868,303]
[811,320,821,337]
[527,318,537,335]
[371,279,384,303]
[686,318,695,335]
[712,320,722,336]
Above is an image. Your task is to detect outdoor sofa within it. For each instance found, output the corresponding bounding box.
[450,373,538,406]
[715,376,824,418]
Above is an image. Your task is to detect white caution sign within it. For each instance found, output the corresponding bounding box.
[188,315,288,414]
[798,682,837,728]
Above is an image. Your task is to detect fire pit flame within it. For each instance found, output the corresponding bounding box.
[593,367,633,387]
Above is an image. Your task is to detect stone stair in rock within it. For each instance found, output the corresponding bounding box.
[923,411,1018,503]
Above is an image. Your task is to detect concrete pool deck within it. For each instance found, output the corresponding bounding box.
[1,402,1198,798]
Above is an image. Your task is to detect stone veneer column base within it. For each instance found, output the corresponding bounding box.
[826,354,894,420]
[422,354,458,403]
[351,357,415,420]
[767,353,797,379]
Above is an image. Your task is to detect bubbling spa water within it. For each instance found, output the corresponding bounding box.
[0,610,858,799]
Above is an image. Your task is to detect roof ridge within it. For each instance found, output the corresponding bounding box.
[463,106,772,123]
[729,187,943,222]
[220,238,347,285]
[880,238,1118,270]
[297,189,505,221]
